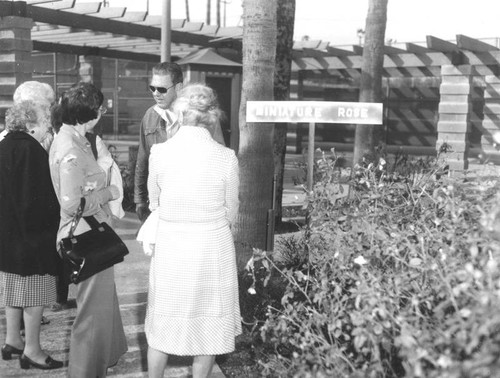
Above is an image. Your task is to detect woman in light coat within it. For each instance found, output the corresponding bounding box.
[145,84,241,378]
[49,82,127,377]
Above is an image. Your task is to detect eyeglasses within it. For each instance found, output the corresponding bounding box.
[99,106,107,115]
[149,84,176,94]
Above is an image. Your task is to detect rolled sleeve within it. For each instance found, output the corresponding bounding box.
[134,119,149,205]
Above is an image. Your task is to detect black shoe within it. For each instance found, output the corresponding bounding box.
[1,344,23,360]
[19,354,63,370]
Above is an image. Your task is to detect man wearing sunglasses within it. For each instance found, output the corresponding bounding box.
[134,62,225,222]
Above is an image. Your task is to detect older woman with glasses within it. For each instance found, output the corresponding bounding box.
[0,100,63,370]
[49,82,127,377]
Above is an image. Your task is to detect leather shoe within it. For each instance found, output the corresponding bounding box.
[19,354,63,370]
[1,344,23,360]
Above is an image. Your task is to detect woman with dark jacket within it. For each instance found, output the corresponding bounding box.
[0,101,63,370]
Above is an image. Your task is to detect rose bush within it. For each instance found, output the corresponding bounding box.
[248,149,500,377]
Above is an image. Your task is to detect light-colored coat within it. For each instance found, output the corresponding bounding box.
[145,125,241,355]
[48,124,127,377]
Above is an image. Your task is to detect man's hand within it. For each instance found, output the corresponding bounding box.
[136,203,151,222]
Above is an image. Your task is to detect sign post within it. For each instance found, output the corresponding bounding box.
[246,100,383,250]
[307,122,315,193]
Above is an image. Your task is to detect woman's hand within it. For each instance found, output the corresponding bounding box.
[107,185,120,201]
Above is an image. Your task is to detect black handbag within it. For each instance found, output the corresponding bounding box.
[58,198,129,284]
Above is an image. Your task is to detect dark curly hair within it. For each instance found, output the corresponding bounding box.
[58,82,104,126]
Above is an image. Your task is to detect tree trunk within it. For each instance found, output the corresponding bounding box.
[352,0,388,166]
[234,0,277,271]
[273,0,295,225]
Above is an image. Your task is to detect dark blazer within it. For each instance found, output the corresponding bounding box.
[0,131,60,276]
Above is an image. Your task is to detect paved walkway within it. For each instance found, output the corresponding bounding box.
[0,214,226,377]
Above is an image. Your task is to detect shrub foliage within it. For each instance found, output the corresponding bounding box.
[248,150,500,378]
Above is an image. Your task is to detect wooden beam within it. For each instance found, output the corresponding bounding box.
[302,48,332,58]
[27,5,213,47]
[461,50,500,66]
[94,7,126,19]
[179,21,204,32]
[426,35,459,52]
[294,51,457,71]
[65,2,101,14]
[32,23,59,32]
[33,40,161,62]
[405,42,432,53]
[457,34,499,52]
[29,0,74,10]
[198,24,219,36]
[326,46,356,56]
[384,45,408,54]
[34,29,104,40]
[352,45,363,55]
[352,44,408,55]
[26,0,63,4]
[138,15,185,29]
[119,11,147,23]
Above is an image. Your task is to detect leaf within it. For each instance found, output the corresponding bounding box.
[354,334,367,351]
[373,323,384,335]
[395,332,417,349]
[409,258,422,267]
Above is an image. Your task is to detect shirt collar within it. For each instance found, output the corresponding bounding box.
[154,106,178,129]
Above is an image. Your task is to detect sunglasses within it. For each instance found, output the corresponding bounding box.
[149,84,176,94]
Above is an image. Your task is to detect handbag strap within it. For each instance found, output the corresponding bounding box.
[83,214,101,229]
[68,197,85,239]
[67,197,102,237]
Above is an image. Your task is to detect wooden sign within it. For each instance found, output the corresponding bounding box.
[246,101,383,125]
[246,100,384,252]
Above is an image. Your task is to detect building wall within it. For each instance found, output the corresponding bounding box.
[289,73,486,158]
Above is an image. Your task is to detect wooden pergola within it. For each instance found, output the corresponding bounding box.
[6,1,497,72]
[2,0,500,168]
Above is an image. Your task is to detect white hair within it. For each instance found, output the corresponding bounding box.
[13,81,55,134]
[13,81,55,106]
[172,83,222,129]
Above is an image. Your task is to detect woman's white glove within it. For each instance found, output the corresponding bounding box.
[136,209,159,256]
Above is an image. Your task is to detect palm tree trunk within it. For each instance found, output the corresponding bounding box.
[353,0,388,165]
[273,0,295,225]
[234,0,277,270]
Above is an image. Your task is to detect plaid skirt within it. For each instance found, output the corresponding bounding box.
[0,271,56,307]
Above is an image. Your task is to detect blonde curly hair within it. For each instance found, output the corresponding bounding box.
[5,101,38,132]
[172,84,223,130]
